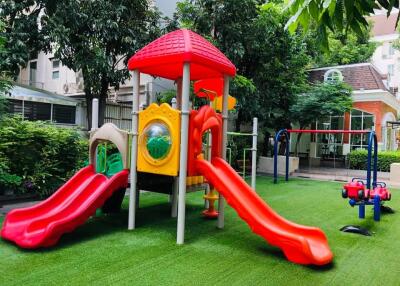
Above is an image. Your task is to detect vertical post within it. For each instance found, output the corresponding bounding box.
[176,63,190,244]
[91,98,99,131]
[367,132,373,190]
[218,75,230,229]
[273,131,279,184]
[128,70,140,230]
[359,204,365,219]
[251,118,258,190]
[373,196,380,221]
[171,177,178,218]
[171,97,177,109]
[373,132,378,188]
[286,132,289,182]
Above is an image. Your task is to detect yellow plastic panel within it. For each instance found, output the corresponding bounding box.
[137,103,181,176]
[212,95,236,111]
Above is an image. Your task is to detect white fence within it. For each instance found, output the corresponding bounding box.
[104,102,132,131]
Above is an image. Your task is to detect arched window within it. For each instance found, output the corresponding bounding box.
[324,69,343,83]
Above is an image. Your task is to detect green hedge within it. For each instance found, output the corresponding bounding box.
[0,116,88,197]
[348,149,400,172]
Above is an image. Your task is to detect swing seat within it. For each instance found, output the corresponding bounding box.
[370,185,391,201]
[342,181,369,201]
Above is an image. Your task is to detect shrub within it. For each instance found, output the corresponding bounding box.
[0,116,88,197]
[348,149,400,172]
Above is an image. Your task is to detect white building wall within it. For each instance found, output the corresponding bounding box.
[372,35,400,91]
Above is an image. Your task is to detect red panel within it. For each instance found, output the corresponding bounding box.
[128,29,236,80]
[187,105,222,176]
[1,165,129,248]
[195,157,333,266]
[194,78,224,100]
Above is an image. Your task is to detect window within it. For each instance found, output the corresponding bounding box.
[29,61,37,86]
[315,115,345,158]
[350,109,374,150]
[51,58,60,80]
[52,104,76,124]
[8,99,23,115]
[52,71,60,80]
[388,64,395,76]
[389,43,395,56]
[23,101,51,121]
[324,69,343,83]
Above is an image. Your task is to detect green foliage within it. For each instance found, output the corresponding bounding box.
[290,82,353,129]
[157,90,176,104]
[285,0,399,50]
[175,1,312,131]
[1,1,161,127]
[311,27,377,66]
[0,116,88,197]
[349,149,400,172]
[0,96,9,118]
[0,19,12,95]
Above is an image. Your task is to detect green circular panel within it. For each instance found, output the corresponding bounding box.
[142,123,172,160]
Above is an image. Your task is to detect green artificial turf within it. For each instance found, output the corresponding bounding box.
[1,177,399,285]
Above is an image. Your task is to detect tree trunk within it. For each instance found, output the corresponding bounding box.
[85,89,93,130]
[294,132,303,156]
[98,76,109,127]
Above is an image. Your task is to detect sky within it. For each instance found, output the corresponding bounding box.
[155,0,178,18]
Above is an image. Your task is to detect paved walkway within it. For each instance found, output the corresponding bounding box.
[0,201,40,216]
[292,167,400,188]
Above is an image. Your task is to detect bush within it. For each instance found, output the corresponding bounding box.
[0,116,88,197]
[348,149,400,172]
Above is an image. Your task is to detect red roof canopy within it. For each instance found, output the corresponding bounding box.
[128,29,236,81]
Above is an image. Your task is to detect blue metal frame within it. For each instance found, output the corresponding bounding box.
[366,131,378,190]
[273,129,289,184]
[273,129,378,188]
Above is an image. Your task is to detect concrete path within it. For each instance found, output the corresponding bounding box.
[292,167,400,188]
[0,201,40,216]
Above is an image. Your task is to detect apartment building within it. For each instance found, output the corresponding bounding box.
[16,1,176,108]
[370,10,400,96]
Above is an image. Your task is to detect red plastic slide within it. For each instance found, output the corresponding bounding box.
[1,165,129,248]
[195,157,333,265]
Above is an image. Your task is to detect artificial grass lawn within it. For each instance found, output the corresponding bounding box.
[1,177,399,285]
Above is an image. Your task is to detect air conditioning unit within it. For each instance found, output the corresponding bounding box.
[63,83,69,93]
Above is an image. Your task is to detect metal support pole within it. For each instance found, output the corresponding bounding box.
[251,118,258,190]
[367,132,373,190]
[273,129,289,183]
[91,98,99,131]
[128,70,140,230]
[359,204,365,219]
[176,63,190,244]
[373,132,378,188]
[218,75,230,229]
[171,177,178,218]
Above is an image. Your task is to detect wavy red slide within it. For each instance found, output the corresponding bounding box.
[1,165,129,248]
[195,157,333,265]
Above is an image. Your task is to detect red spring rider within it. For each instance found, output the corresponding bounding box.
[342,179,370,201]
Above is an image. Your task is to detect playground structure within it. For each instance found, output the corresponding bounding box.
[273,129,392,225]
[1,29,333,266]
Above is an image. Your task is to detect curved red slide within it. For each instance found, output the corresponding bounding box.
[195,157,333,265]
[1,165,129,248]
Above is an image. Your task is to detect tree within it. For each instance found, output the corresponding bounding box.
[289,82,353,153]
[175,1,312,132]
[0,20,12,92]
[311,27,377,67]
[286,0,399,50]
[1,1,162,127]
[0,19,12,117]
